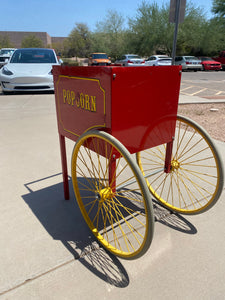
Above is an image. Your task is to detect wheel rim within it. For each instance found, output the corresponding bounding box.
[72,131,154,258]
[137,115,224,214]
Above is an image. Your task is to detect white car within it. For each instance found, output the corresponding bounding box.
[175,56,202,71]
[0,48,17,68]
[0,48,60,94]
[145,55,172,66]
[115,54,145,66]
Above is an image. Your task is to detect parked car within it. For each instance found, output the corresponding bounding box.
[199,57,222,71]
[0,48,16,68]
[88,53,111,66]
[0,48,61,94]
[175,56,202,71]
[145,55,172,66]
[115,54,145,66]
[212,51,225,70]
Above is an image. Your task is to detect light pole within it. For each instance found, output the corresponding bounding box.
[169,0,186,65]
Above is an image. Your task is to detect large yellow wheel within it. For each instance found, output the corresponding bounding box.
[71,130,154,259]
[136,115,224,215]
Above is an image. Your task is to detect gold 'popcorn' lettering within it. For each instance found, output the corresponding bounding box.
[85,94,90,111]
[80,93,85,108]
[91,96,96,112]
[62,89,97,112]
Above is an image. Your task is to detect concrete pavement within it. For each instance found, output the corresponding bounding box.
[0,92,225,299]
[180,94,225,104]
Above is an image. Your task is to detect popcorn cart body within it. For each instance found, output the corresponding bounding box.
[53,65,224,259]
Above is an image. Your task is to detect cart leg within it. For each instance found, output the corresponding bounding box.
[59,134,70,200]
[109,155,116,193]
[164,140,173,173]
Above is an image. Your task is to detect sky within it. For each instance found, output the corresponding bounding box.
[1,0,214,37]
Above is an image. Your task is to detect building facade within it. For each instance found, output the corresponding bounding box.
[0,31,66,48]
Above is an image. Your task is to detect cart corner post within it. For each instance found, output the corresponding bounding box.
[59,134,70,200]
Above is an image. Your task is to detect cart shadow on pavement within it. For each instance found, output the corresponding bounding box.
[152,200,197,234]
[22,174,129,288]
[22,174,197,287]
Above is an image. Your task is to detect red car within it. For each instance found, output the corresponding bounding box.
[199,57,222,71]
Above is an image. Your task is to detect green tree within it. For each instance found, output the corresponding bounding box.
[128,2,175,56]
[199,18,224,55]
[51,42,64,56]
[21,35,44,48]
[177,2,208,55]
[65,23,92,58]
[212,0,225,17]
[92,10,127,60]
[127,1,209,57]
[211,0,225,49]
[0,35,14,48]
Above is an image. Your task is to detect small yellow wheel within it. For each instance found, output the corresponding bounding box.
[136,115,224,215]
[71,130,154,259]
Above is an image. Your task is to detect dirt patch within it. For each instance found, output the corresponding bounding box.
[178,103,225,142]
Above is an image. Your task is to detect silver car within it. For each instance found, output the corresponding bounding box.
[175,56,202,71]
[115,54,145,66]
[0,48,16,68]
[145,55,172,66]
[0,48,60,94]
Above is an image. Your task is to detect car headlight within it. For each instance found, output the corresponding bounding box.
[2,66,13,76]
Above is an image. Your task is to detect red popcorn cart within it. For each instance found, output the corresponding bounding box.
[53,65,224,259]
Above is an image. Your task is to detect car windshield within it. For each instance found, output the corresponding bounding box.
[159,57,171,60]
[185,56,198,61]
[128,55,141,59]
[0,49,14,55]
[10,49,57,63]
[92,54,108,59]
[201,57,212,61]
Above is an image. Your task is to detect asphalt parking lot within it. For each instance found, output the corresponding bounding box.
[0,70,225,299]
[180,71,225,98]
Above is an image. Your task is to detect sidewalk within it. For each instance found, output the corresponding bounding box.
[0,93,225,299]
[179,94,225,104]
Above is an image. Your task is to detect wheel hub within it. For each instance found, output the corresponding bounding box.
[171,159,180,171]
[99,187,114,202]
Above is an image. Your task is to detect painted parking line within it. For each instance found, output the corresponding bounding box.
[191,88,207,95]
[180,84,225,97]
[180,86,195,91]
